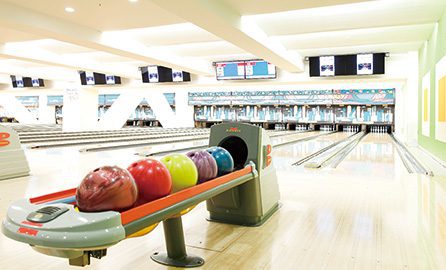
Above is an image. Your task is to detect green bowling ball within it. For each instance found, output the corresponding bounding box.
[160,154,198,193]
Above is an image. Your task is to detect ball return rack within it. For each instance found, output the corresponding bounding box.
[2,163,257,267]
[2,122,281,267]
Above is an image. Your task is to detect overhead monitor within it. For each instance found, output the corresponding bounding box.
[309,53,385,77]
[10,75,25,88]
[79,71,121,85]
[105,75,115,85]
[172,69,183,82]
[215,61,245,80]
[85,71,95,85]
[245,60,276,79]
[147,66,159,83]
[15,76,24,88]
[31,78,40,87]
[357,54,373,75]
[319,56,335,76]
[141,66,189,83]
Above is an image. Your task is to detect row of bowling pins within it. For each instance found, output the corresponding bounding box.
[370,126,387,133]
[296,125,307,131]
[275,123,286,130]
[344,126,359,132]
[320,125,334,131]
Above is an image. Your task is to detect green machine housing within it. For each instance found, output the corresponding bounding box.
[207,123,280,226]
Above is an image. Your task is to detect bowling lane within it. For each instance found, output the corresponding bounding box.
[272,132,353,168]
[138,130,320,157]
[335,133,407,178]
[26,130,210,148]
[270,130,320,145]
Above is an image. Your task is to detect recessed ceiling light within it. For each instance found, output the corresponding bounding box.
[65,7,75,13]
[129,0,138,3]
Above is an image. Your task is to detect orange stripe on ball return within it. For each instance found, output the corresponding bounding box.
[120,166,252,225]
[30,188,77,204]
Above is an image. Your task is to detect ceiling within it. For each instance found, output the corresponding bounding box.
[1,0,185,31]
[0,0,444,83]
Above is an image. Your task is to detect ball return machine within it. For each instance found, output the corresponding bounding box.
[2,123,280,267]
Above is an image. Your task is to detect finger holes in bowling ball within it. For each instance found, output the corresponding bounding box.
[218,136,248,170]
[93,168,100,172]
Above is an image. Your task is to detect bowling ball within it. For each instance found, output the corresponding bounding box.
[160,154,198,193]
[127,158,172,205]
[76,166,138,212]
[186,150,218,184]
[206,146,234,176]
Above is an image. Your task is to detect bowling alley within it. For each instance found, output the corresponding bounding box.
[1,0,446,269]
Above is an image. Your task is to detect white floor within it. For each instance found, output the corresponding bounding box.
[1,131,446,269]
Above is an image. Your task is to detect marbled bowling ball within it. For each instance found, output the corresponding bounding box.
[76,166,138,212]
[186,150,218,184]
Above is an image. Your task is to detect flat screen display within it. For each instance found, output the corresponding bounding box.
[310,53,385,77]
[216,61,245,80]
[172,69,183,82]
[85,71,95,85]
[357,54,373,75]
[15,76,24,88]
[141,66,190,83]
[79,71,120,85]
[105,75,115,85]
[245,60,276,79]
[319,56,335,76]
[31,78,40,87]
[147,66,159,83]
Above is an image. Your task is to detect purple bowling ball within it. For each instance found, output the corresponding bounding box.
[186,150,218,184]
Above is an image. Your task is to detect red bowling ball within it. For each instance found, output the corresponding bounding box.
[127,159,172,205]
[76,166,138,212]
[186,150,218,184]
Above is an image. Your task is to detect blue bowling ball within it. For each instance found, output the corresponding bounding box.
[206,146,234,176]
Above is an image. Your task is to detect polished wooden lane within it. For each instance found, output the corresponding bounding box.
[1,132,445,269]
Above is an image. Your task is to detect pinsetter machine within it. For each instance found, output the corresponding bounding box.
[2,123,280,267]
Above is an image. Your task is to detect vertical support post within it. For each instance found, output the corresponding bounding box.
[150,216,204,267]
[164,217,187,259]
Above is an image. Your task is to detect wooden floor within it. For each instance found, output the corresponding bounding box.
[1,132,446,269]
